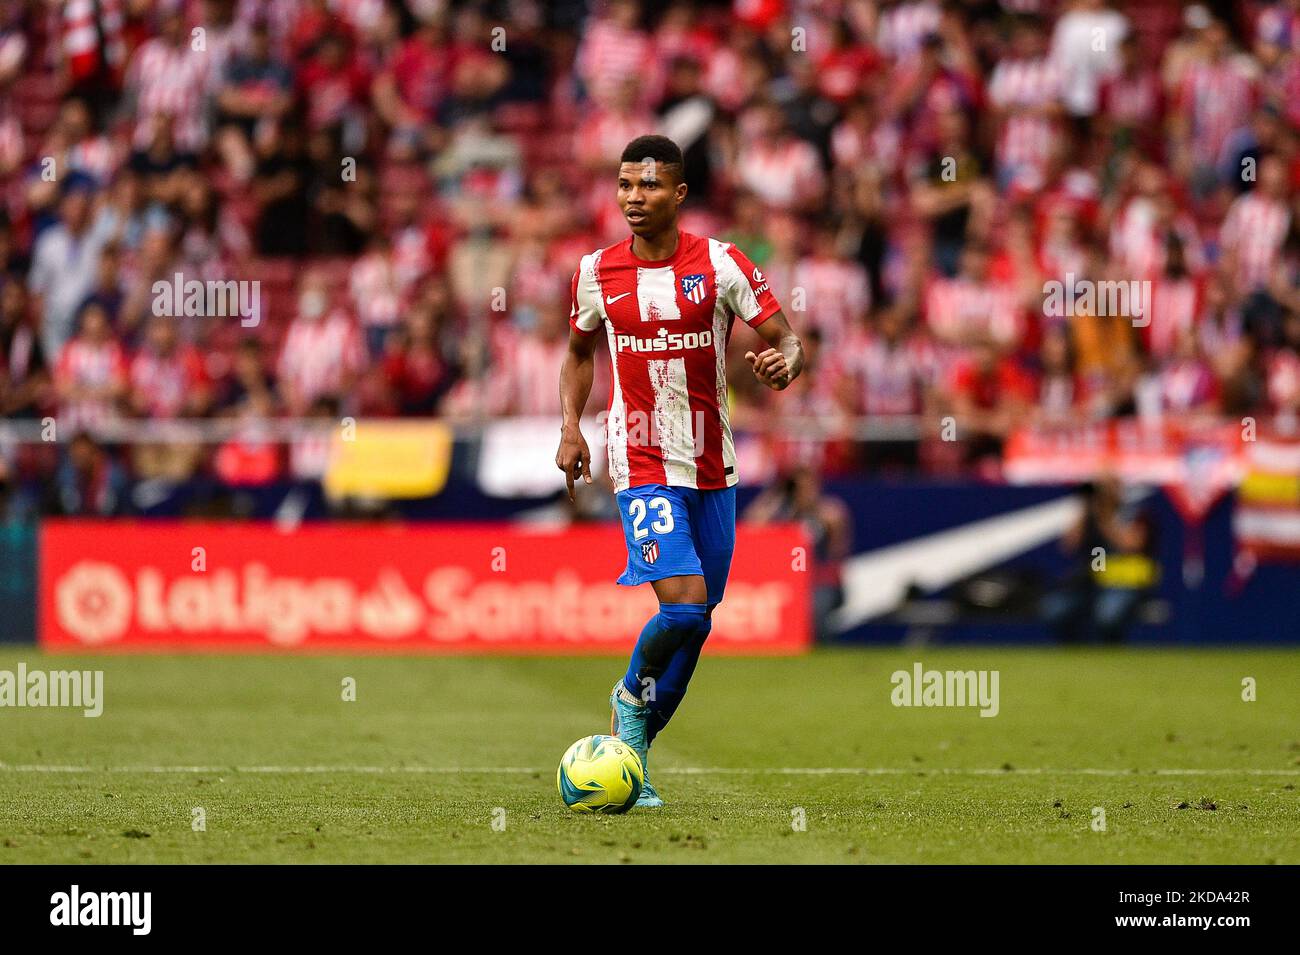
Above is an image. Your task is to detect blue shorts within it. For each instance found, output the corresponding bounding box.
[614,484,736,606]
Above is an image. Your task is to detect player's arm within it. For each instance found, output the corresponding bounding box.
[745,310,804,391]
[556,325,599,501]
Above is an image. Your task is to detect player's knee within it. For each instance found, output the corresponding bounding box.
[657,602,709,642]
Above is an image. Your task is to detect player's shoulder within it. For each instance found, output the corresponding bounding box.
[573,236,633,280]
[702,234,763,280]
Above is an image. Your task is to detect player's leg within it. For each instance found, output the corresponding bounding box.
[610,486,710,807]
[622,573,709,703]
[644,485,735,744]
[616,574,707,807]
[644,603,712,745]
[613,485,709,701]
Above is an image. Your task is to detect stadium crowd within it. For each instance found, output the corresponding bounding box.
[1,0,1300,515]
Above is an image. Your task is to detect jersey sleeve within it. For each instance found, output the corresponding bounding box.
[569,259,602,336]
[718,243,781,328]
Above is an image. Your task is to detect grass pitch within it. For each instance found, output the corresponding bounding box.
[0,648,1297,864]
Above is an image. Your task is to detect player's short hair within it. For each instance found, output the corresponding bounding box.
[620,135,684,184]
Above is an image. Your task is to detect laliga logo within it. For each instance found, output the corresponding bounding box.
[55,562,133,644]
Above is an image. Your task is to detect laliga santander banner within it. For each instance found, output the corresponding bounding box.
[39,521,811,653]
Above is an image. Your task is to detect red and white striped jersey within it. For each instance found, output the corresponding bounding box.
[125,38,211,152]
[63,0,125,82]
[923,275,1023,348]
[1143,277,1201,361]
[570,231,782,492]
[56,338,127,432]
[129,345,207,419]
[988,55,1063,183]
[1176,59,1256,168]
[1220,192,1291,292]
[276,310,366,412]
[876,1,942,61]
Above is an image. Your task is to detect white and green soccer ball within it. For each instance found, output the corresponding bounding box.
[557,735,645,814]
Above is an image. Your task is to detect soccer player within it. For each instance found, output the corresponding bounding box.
[555,135,804,807]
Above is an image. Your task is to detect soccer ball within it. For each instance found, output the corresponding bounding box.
[556,735,645,814]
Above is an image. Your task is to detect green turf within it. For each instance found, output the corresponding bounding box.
[0,648,1297,864]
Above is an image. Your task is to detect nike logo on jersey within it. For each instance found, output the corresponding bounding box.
[606,292,632,304]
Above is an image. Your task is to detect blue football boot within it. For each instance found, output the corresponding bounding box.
[609,680,663,808]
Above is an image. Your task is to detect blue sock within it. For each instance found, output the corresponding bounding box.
[622,603,709,704]
[646,615,712,744]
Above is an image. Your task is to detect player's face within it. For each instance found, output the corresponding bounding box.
[617,161,683,237]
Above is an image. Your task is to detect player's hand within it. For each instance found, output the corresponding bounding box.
[746,348,791,390]
[555,425,593,502]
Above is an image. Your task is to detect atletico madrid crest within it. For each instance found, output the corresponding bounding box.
[641,539,660,564]
[680,273,707,304]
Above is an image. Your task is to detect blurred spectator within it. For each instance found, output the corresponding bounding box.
[128,313,209,482]
[27,178,114,361]
[1220,154,1291,300]
[1145,326,1219,419]
[850,307,934,471]
[743,327,856,477]
[0,277,49,417]
[1097,33,1164,164]
[1049,0,1128,125]
[380,303,456,416]
[909,106,992,276]
[950,336,1034,474]
[212,339,282,488]
[989,15,1063,191]
[53,301,126,433]
[298,29,370,148]
[1266,309,1300,416]
[1041,477,1159,643]
[1031,323,1085,425]
[122,7,211,154]
[50,432,128,517]
[128,314,211,419]
[26,97,115,220]
[62,0,126,119]
[276,271,365,416]
[744,466,852,643]
[215,19,294,182]
[491,296,571,416]
[575,0,651,106]
[214,337,277,417]
[1167,15,1256,195]
[350,233,403,357]
[925,244,1023,351]
[371,11,453,157]
[733,100,826,214]
[792,223,871,348]
[127,115,197,209]
[251,120,312,255]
